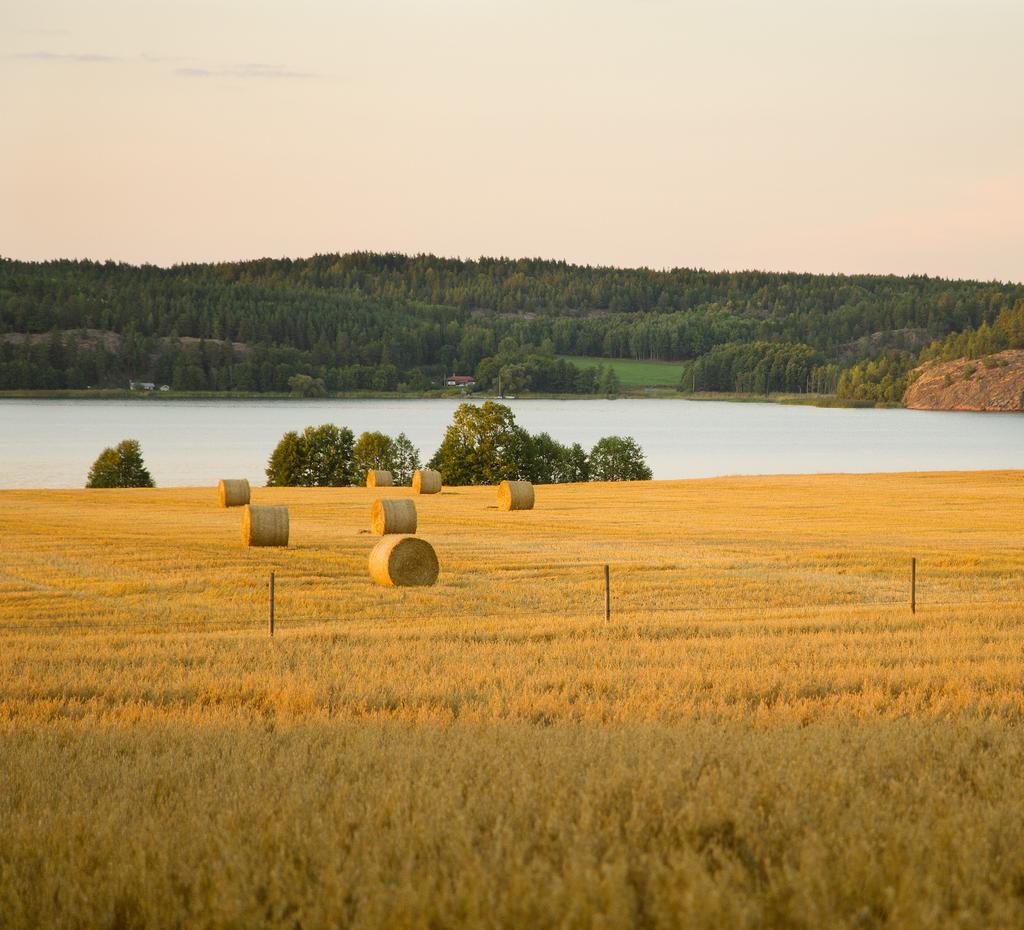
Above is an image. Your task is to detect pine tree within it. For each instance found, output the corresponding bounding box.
[601,368,622,396]
[86,439,155,488]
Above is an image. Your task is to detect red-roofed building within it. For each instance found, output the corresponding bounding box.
[445,374,476,387]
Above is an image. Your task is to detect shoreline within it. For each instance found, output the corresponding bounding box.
[1,467,1019,493]
[0,388,878,408]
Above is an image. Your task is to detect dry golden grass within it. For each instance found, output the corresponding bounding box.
[1,472,1023,928]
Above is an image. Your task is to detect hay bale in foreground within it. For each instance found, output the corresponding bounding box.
[371,499,417,535]
[368,535,439,587]
[498,480,534,511]
[242,505,289,547]
[218,479,250,507]
[412,468,442,494]
[367,470,394,487]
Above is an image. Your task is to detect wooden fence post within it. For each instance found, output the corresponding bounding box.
[910,558,916,614]
[270,571,276,636]
[604,564,611,622]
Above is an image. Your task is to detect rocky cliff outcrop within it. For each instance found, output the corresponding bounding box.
[903,349,1024,412]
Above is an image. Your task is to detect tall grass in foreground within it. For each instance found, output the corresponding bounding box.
[4,722,1023,930]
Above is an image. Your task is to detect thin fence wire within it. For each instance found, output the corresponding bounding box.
[3,564,1020,637]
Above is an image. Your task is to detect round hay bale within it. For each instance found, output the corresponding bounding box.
[371,498,417,535]
[242,505,289,547]
[368,535,439,587]
[498,480,534,511]
[218,478,250,507]
[367,470,394,487]
[412,468,442,494]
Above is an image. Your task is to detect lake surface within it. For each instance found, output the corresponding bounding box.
[0,398,1020,488]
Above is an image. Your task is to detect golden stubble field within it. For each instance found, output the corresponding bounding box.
[1,471,1023,929]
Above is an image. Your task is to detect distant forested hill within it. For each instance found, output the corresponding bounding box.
[1,253,1021,396]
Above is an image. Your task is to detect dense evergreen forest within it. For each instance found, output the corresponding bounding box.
[837,298,1024,403]
[1,253,1021,398]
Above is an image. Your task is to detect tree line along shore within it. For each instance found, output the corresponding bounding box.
[2,253,1022,407]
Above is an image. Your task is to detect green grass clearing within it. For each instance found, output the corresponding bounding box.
[560,355,685,387]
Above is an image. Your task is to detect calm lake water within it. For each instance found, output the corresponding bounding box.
[0,398,1021,488]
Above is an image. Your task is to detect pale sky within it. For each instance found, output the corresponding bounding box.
[1,0,1022,281]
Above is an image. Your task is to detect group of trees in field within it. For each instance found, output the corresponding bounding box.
[265,402,652,487]
[427,401,651,484]
[4,254,1023,399]
[83,403,652,489]
[265,426,421,487]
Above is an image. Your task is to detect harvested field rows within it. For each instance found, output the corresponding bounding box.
[1,472,1023,928]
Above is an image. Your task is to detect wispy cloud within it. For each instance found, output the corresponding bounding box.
[141,53,202,65]
[173,62,320,80]
[8,50,321,80]
[11,50,122,63]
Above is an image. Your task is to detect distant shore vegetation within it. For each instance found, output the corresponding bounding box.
[2,253,1022,405]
